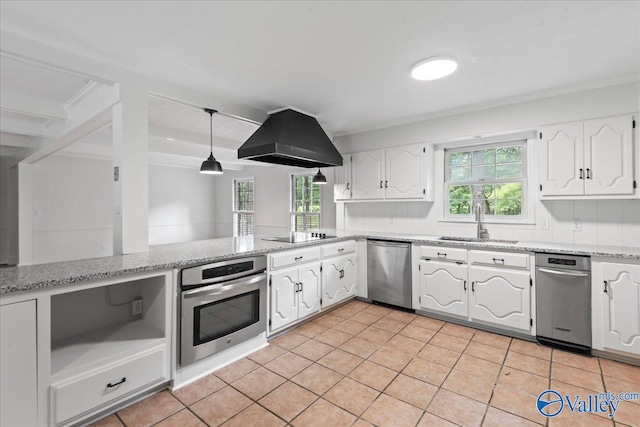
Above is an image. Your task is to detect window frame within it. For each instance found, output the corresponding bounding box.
[443,139,531,224]
[232,177,255,237]
[290,172,322,232]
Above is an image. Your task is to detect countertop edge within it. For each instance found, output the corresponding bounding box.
[1,233,638,296]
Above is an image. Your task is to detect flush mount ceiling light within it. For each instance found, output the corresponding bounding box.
[411,56,458,81]
[312,168,327,184]
[200,108,223,175]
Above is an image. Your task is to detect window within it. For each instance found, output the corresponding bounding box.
[445,141,526,219]
[291,174,321,231]
[233,178,254,236]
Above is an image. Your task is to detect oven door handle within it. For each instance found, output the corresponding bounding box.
[183,273,267,299]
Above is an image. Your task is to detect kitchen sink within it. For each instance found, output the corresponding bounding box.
[438,236,518,244]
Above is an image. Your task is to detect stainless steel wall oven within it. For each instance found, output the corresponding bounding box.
[180,256,267,366]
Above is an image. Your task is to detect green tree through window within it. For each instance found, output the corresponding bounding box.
[446,143,525,218]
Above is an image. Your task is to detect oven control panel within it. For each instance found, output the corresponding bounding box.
[203,261,254,280]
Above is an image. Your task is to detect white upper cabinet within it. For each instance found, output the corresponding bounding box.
[351,149,385,200]
[539,122,585,196]
[584,116,635,196]
[334,153,352,201]
[539,114,636,199]
[349,144,433,201]
[385,145,426,199]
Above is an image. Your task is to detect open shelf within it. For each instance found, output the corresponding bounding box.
[51,320,165,380]
[50,273,169,382]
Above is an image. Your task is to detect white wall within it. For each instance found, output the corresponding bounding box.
[148,164,216,245]
[335,82,640,247]
[27,154,217,264]
[213,164,336,237]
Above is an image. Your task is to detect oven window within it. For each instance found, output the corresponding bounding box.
[193,289,259,345]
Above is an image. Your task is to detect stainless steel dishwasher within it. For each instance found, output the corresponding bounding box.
[367,240,412,309]
[536,253,591,354]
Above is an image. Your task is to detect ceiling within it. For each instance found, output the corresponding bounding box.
[1,1,638,135]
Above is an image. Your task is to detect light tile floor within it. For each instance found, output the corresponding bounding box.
[90,300,640,427]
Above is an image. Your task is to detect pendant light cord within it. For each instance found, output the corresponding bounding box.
[204,108,217,155]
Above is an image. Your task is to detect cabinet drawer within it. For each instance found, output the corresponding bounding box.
[52,346,167,425]
[420,246,467,263]
[270,246,321,270]
[469,250,529,269]
[322,240,357,259]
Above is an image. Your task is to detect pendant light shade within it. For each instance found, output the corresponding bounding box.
[312,168,327,184]
[200,108,223,175]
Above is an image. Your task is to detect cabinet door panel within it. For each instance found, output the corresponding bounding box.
[0,300,38,427]
[351,150,385,200]
[339,255,358,300]
[469,266,530,331]
[299,263,321,319]
[321,260,342,308]
[270,267,298,330]
[385,145,425,199]
[584,115,634,196]
[334,154,352,201]
[539,123,584,196]
[419,261,468,317]
[602,263,640,354]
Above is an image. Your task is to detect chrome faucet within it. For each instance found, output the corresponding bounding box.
[474,203,490,240]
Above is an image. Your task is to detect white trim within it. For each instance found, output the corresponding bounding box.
[63,81,102,110]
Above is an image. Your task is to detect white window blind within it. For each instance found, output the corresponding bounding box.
[291,174,321,232]
[233,178,254,236]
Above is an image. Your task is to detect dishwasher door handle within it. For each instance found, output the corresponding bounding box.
[537,268,590,278]
[369,241,409,248]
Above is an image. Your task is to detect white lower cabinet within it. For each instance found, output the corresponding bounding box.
[469,266,531,331]
[322,255,357,308]
[414,245,533,334]
[418,261,468,317]
[0,300,38,427]
[270,262,321,331]
[598,261,640,355]
[51,346,167,425]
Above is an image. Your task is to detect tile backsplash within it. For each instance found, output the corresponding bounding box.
[340,199,640,247]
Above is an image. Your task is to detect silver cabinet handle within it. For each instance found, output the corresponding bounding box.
[586,168,591,179]
[471,282,475,292]
[385,180,388,188]
[379,181,383,188]
[604,280,608,293]
[579,168,584,179]
[538,267,589,278]
[463,280,467,292]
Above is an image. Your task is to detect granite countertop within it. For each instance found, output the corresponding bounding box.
[1,229,638,296]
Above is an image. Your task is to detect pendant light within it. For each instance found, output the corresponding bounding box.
[200,108,223,175]
[312,168,327,184]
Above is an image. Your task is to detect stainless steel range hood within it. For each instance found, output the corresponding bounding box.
[237,109,343,168]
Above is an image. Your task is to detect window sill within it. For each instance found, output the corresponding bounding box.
[438,218,535,226]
